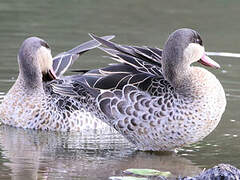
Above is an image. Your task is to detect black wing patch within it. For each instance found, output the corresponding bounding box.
[81,34,174,96]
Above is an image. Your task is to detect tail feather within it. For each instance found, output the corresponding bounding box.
[53,35,115,77]
[89,33,162,67]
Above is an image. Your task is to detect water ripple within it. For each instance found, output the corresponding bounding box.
[207,51,240,58]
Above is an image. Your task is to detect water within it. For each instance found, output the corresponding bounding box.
[0,0,240,179]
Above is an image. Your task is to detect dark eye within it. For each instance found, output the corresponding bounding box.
[40,41,50,49]
[192,31,203,46]
[195,38,202,46]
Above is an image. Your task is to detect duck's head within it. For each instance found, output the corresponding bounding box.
[162,28,220,85]
[18,37,57,88]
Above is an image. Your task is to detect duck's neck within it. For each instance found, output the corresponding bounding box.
[18,70,43,91]
[18,56,43,90]
[163,62,197,96]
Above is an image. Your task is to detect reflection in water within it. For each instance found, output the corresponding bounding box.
[0,125,201,179]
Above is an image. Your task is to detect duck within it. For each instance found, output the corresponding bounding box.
[75,28,226,151]
[0,35,116,132]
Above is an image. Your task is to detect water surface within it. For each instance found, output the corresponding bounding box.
[0,0,240,179]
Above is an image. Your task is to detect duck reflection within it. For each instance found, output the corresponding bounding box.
[0,125,201,179]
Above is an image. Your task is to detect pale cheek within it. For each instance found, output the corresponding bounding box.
[192,47,203,60]
[184,43,204,62]
[36,47,53,73]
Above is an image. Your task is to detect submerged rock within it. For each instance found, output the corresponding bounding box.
[180,164,240,180]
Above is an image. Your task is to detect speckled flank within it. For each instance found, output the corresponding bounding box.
[97,67,226,151]
[0,78,113,132]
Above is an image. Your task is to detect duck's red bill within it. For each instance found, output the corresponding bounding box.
[198,54,220,69]
[49,67,57,79]
[43,67,57,81]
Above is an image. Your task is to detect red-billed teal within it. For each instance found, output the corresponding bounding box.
[77,28,226,151]
[0,36,116,132]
